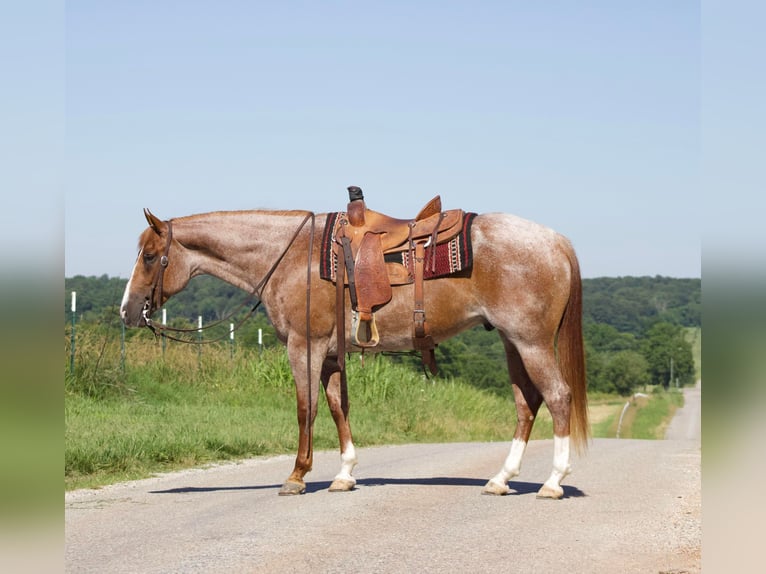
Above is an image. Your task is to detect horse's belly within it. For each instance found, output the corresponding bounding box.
[359,281,483,351]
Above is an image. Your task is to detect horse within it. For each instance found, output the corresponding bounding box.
[120,202,589,499]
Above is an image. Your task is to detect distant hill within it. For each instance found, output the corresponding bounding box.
[582,276,700,333]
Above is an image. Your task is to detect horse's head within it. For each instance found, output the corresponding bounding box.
[120,209,191,328]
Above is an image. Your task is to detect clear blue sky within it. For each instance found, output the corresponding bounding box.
[46,2,709,278]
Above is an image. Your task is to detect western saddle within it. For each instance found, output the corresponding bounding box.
[332,186,464,375]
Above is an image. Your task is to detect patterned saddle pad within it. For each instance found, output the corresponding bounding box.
[320,211,477,283]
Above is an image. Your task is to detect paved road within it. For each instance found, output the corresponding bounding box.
[665,380,701,442]
[66,385,701,573]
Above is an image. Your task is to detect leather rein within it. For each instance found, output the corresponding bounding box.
[141,212,316,346]
[140,211,317,443]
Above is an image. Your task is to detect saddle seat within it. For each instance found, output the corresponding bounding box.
[343,193,463,256]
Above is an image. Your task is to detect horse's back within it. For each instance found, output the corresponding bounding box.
[468,212,577,333]
[471,212,577,277]
[473,210,571,246]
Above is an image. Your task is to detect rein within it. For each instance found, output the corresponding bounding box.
[141,210,317,444]
[143,212,315,344]
[147,300,264,345]
[142,218,262,343]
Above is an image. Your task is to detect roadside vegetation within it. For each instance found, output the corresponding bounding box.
[66,332,549,490]
[65,275,699,490]
[66,325,687,491]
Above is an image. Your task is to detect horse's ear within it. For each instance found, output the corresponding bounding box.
[143,208,165,235]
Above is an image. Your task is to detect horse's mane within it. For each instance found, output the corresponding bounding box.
[175,209,316,221]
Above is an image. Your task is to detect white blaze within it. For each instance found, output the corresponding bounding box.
[119,254,141,321]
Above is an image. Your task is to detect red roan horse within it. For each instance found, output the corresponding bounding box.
[120,200,588,498]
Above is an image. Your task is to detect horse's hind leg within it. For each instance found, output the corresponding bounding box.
[484,338,544,495]
[321,356,358,492]
[517,343,574,499]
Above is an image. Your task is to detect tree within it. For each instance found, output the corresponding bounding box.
[640,322,695,388]
[65,275,701,394]
[603,350,651,396]
[583,322,639,352]
[584,340,608,393]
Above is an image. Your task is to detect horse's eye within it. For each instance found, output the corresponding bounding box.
[143,253,156,264]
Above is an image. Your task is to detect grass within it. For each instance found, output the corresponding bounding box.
[593,388,685,440]
[65,334,527,490]
[587,394,630,438]
[65,328,684,490]
[627,388,685,439]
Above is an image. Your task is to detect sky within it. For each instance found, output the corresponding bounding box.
[56,1,709,280]
[9,1,717,280]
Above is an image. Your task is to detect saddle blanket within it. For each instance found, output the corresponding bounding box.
[320,211,477,283]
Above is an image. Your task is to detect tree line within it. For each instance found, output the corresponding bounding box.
[65,274,700,397]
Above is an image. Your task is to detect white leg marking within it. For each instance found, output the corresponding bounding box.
[488,438,527,489]
[542,435,572,494]
[334,441,357,485]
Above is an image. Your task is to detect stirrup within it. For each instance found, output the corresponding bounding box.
[351,311,380,347]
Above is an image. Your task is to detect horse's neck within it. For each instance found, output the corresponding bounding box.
[173,210,313,294]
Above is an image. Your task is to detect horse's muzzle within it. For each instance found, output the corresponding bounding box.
[119,298,150,328]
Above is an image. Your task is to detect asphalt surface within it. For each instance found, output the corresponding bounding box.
[66,383,701,573]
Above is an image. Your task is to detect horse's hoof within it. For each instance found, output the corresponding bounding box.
[482,480,510,496]
[536,484,564,499]
[328,478,356,492]
[278,481,306,496]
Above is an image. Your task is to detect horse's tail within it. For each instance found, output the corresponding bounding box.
[558,242,590,454]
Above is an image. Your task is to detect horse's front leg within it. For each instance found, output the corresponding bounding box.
[279,337,326,496]
[321,356,357,492]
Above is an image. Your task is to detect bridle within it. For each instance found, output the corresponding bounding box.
[140,212,316,346]
[142,220,174,330]
[135,210,318,446]
[140,217,261,343]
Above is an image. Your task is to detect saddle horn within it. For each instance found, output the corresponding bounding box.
[347,186,366,227]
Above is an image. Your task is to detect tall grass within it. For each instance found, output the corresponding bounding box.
[66,330,535,490]
[65,327,676,491]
